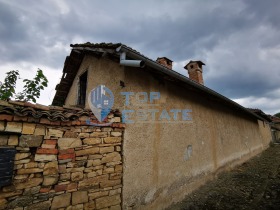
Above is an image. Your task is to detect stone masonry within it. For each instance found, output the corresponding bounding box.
[0,100,124,210]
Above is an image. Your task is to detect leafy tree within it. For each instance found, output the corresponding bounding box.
[0,69,48,103]
[0,70,20,101]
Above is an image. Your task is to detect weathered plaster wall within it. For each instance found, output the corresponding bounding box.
[64,55,272,210]
[0,103,124,210]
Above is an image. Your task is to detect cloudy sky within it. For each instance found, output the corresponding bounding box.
[0,0,279,115]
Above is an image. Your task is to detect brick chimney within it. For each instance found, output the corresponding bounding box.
[184,60,205,85]
[156,57,173,69]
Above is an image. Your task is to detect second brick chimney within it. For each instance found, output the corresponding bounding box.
[184,60,205,85]
[156,57,173,69]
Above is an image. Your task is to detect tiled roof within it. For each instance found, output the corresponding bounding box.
[0,100,121,122]
[247,108,272,122]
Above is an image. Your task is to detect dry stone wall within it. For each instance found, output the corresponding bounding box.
[0,101,124,210]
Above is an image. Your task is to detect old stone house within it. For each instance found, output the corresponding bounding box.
[0,42,272,210]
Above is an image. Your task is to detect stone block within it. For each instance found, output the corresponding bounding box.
[109,188,122,196]
[71,172,84,181]
[14,174,29,180]
[51,193,71,209]
[43,175,59,186]
[101,152,121,163]
[72,191,88,205]
[19,135,43,147]
[65,204,83,210]
[58,138,82,149]
[15,152,31,160]
[15,178,43,190]
[110,132,122,137]
[58,153,75,160]
[45,139,57,145]
[67,182,78,191]
[35,154,57,162]
[59,148,75,154]
[23,186,40,195]
[5,122,22,133]
[0,135,8,146]
[78,175,108,189]
[104,167,114,174]
[100,146,114,154]
[110,205,122,210]
[34,125,46,135]
[7,196,32,209]
[95,194,121,209]
[78,133,89,138]
[0,198,7,210]
[22,123,36,134]
[37,148,58,154]
[48,128,64,138]
[8,135,18,145]
[75,147,99,156]
[14,159,31,165]
[0,190,22,199]
[83,137,102,145]
[25,201,51,210]
[63,130,78,138]
[60,173,70,181]
[89,191,109,200]
[104,137,122,144]
[0,121,5,131]
[100,180,121,188]
[110,173,122,180]
[54,184,67,192]
[84,201,96,210]
[24,162,38,168]
[0,114,13,121]
[90,132,108,138]
[43,161,58,175]
[101,127,112,132]
[41,143,56,149]
[17,168,43,174]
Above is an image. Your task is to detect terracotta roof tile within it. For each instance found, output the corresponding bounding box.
[0,100,120,122]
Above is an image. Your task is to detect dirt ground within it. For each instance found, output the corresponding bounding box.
[167,145,280,210]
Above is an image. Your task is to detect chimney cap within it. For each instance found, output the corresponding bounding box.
[184,60,205,69]
[156,57,173,62]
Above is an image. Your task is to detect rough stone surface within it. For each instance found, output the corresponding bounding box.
[95,194,121,209]
[83,137,102,145]
[22,123,36,135]
[58,138,82,149]
[43,161,58,175]
[51,193,71,209]
[14,178,43,190]
[5,122,22,133]
[72,191,88,205]
[104,137,122,144]
[75,147,99,156]
[43,176,58,186]
[34,125,46,135]
[0,121,5,131]
[19,135,43,147]
[8,135,19,145]
[25,201,51,210]
[7,196,33,208]
[15,152,31,160]
[48,129,64,138]
[35,154,57,162]
[0,135,8,146]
